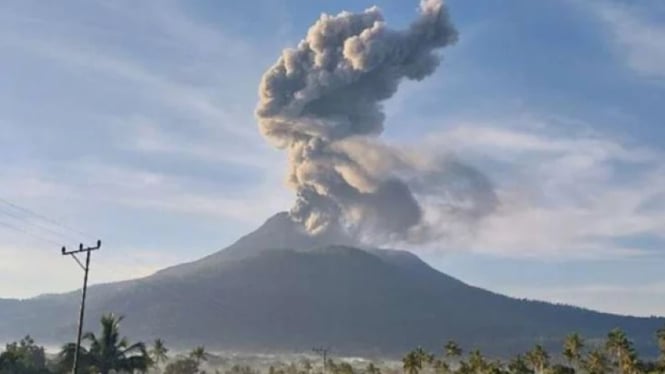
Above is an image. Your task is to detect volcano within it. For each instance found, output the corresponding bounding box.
[0,212,662,356]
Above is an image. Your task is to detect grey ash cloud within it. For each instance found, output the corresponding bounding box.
[256,0,497,243]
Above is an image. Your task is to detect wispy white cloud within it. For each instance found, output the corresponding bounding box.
[122,116,273,170]
[0,157,290,224]
[408,116,665,259]
[0,32,256,141]
[0,0,289,217]
[84,163,291,223]
[590,1,665,79]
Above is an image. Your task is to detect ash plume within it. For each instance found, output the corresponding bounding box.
[256,0,497,243]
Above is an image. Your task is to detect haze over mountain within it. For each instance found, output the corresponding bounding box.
[0,212,662,357]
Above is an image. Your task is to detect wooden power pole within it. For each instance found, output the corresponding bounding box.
[62,240,101,374]
[313,347,330,374]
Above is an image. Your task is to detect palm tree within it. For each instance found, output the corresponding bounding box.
[615,340,639,374]
[583,349,610,374]
[402,350,422,374]
[606,329,627,359]
[525,344,549,374]
[467,349,489,372]
[150,338,169,368]
[58,342,91,373]
[414,347,434,366]
[619,353,640,374]
[444,341,462,360]
[59,313,150,374]
[443,340,462,371]
[507,354,532,374]
[365,362,381,374]
[190,345,208,366]
[606,328,635,374]
[562,333,584,369]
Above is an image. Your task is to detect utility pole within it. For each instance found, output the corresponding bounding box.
[62,240,101,374]
[313,347,330,374]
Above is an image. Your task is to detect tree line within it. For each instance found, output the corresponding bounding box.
[398,329,665,374]
[0,314,208,374]
[1,313,663,373]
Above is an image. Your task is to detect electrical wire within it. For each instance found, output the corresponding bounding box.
[0,205,81,242]
[0,219,63,246]
[0,197,95,240]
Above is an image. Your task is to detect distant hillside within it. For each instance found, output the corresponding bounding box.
[0,212,662,357]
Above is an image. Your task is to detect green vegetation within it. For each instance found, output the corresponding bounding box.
[393,327,665,374]
[0,335,49,374]
[563,333,584,370]
[56,313,150,373]
[150,338,169,370]
[189,346,208,366]
[1,318,664,373]
[164,357,199,374]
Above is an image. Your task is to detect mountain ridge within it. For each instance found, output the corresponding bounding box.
[152,212,356,279]
[0,212,663,357]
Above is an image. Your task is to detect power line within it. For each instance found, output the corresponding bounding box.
[0,219,63,246]
[0,197,95,240]
[0,204,81,242]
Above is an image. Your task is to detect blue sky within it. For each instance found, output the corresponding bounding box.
[1,0,664,317]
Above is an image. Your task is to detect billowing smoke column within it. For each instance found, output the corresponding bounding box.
[257,0,493,242]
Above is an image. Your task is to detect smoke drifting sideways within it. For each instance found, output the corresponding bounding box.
[256,0,498,245]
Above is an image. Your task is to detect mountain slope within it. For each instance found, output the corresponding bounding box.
[0,213,662,356]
